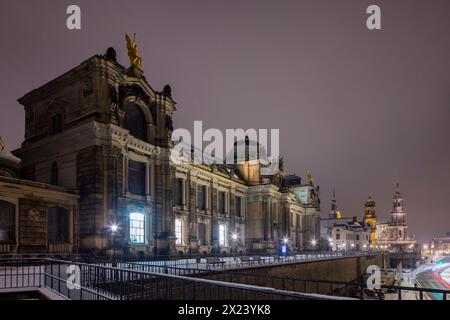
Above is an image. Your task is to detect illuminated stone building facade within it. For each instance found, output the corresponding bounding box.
[0,138,79,254]
[1,45,321,256]
[320,190,370,252]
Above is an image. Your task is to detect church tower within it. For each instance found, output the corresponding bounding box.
[363,196,377,245]
[390,183,407,240]
[330,188,341,219]
[391,183,406,226]
[14,39,177,255]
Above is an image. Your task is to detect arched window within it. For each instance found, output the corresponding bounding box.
[47,207,69,243]
[51,162,58,185]
[219,224,227,246]
[123,102,147,141]
[0,200,15,242]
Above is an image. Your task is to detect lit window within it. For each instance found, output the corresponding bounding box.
[219,224,227,246]
[175,218,183,245]
[130,212,145,244]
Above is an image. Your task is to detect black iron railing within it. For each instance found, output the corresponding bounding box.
[0,258,350,300]
[107,261,450,301]
[91,251,377,271]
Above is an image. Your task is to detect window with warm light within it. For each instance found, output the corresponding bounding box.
[130,212,145,244]
[219,224,227,246]
[175,218,183,245]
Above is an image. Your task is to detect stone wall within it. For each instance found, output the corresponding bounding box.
[199,254,384,295]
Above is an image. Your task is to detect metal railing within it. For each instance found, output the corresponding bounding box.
[106,261,365,298]
[0,258,351,300]
[106,261,450,301]
[89,251,377,271]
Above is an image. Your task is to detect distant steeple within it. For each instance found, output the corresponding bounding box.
[364,195,376,218]
[391,182,405,225]
[330,188,337,218]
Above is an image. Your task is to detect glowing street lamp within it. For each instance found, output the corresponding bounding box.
[110,223,119,266]
[283,237,289,245]
[230,233,239,258]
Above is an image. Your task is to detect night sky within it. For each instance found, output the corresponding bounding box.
[1,0,450,242]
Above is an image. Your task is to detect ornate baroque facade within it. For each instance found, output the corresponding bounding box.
[1,46,321,256]
[376,184,417,252]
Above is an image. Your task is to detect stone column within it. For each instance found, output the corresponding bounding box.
[145,162,150,198]
[150,163,155,197]
[123,155,128,193]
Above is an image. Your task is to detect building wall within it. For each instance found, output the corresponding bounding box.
[0,177,78,254]
[9,51,321,256]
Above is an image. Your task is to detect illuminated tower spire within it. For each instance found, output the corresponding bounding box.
[330,188,337,218]
[363,195,377,245]
[391,183,405,226]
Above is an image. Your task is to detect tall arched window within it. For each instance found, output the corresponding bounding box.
[0,200,15,242]
[130,212,145,244]
[47,207,69,243]
[219,224,227,246]
[51,162,58,186]
[123,102,147,141]
[175,218,183,245]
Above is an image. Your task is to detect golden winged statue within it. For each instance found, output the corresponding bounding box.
[307,169,314,185]
[125,33,142,68]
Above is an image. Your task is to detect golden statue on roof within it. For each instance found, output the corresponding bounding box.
[307,169,313,185]
[125,33,142,69]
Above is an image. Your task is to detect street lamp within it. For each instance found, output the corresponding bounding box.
[231,233,238,259]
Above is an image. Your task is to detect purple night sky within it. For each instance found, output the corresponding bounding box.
[1,0,450,242]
